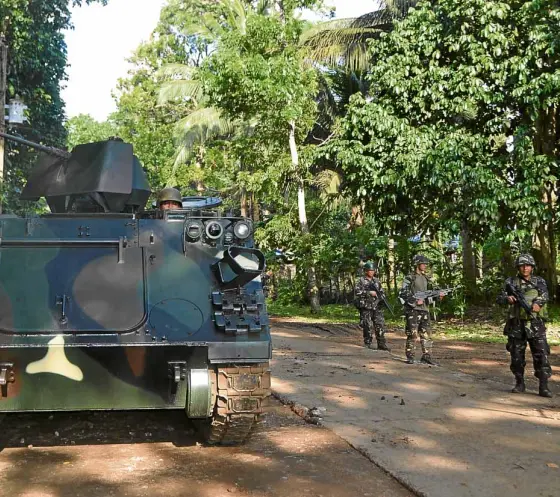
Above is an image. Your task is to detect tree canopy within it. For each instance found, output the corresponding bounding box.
[4,0,560,309]
[0,0,108,212]
[326,0,560,293]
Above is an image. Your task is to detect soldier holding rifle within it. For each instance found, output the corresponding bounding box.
[496,254,553,398]
[399,255,449,365]
[354,261,391,351]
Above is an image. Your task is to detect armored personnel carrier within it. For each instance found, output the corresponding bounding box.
[0,133,271,445]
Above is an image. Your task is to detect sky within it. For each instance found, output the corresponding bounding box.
[62,0,376,121]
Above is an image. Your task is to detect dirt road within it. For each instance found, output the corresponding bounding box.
[0,399,412,497]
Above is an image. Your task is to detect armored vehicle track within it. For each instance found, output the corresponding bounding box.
[199,363,271,445]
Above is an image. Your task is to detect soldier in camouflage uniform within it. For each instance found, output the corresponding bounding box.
[496,254,553,398]
[354,261,390,351]
[399,255,444,365]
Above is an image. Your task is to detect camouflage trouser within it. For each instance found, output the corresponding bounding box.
[359,309,387,346]
[405,309,431,359]
[506,319,552,380]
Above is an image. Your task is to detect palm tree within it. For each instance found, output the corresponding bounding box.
[158,63,235,172]
[157,0,256,190]
[301,0,418,71]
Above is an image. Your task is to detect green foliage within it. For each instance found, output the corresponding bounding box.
[65,114,117,150]
[325,0,560,294]
[200,10,319,142]
[1,0,108,214]
[112,35,195,192]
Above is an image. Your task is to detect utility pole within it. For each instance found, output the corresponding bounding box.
[0,34,7,215]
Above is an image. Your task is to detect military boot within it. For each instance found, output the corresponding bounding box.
[377,341,391,352]
[538,378,553,398]
[420,354,437,366]
[365,342,376,350]
[405,355,414,364]
[511,375,525,393]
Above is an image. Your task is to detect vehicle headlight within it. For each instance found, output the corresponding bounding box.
[205,221,223,240]
[233,221,251,240]
[185,221,202,241]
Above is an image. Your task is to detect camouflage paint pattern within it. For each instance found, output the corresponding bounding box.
[0,211,271,412]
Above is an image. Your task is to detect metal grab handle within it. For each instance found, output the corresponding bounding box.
[0,237,128,263]
[0,238,122,246]
[56,295,69,324]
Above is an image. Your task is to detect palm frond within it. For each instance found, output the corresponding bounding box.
[314,169,342,196]
[175,107,233,136]
[172,106,236,173]
[156,63,194,79]
[158,79,204,104]
[302,41,372,72]
[226,0,248,35]
[301,1,419,70]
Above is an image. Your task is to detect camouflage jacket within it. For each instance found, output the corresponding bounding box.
[496,275,549,321]
[354,276,383,310]
[399,272,435,312]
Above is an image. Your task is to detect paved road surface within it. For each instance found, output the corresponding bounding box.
[271,322,559,497]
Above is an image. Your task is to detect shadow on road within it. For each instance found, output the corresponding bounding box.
[0,409,197,451]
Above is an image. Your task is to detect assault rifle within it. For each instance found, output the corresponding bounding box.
[374,282,395,317]
[413,287,458,304]
[359,280,395,316]
[505,281,536,317]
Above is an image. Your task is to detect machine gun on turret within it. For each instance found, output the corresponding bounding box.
[0,131,71,159]
[0,131,151,213]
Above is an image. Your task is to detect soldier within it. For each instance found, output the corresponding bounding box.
[496,254,553,398]
[354,261,390,351]
[157,187,183,210]
[399,255,444,365]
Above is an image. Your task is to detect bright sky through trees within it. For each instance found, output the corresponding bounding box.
[61,0,375,120]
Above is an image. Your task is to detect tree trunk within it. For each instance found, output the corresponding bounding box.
[476,246,483,280]
[533,211,557,300]
[388,236,396,295]
[501,240,514,276]
[532,106,558,300]
[251,192,260,222]
[289,120,320,313]
[240,188,248,218]
[461,219,477,295]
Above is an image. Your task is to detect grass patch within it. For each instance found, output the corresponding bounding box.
[432,323,506,344]
[267,302,359,324]
[268,302,560,346]
[433,322,560,345]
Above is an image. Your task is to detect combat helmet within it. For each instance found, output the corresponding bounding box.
[363,260,377,271]
[413,254,430,266]
[515,254,535,267]
[157,187,182,207]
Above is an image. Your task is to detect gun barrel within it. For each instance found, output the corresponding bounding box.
[0,131,71,159]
